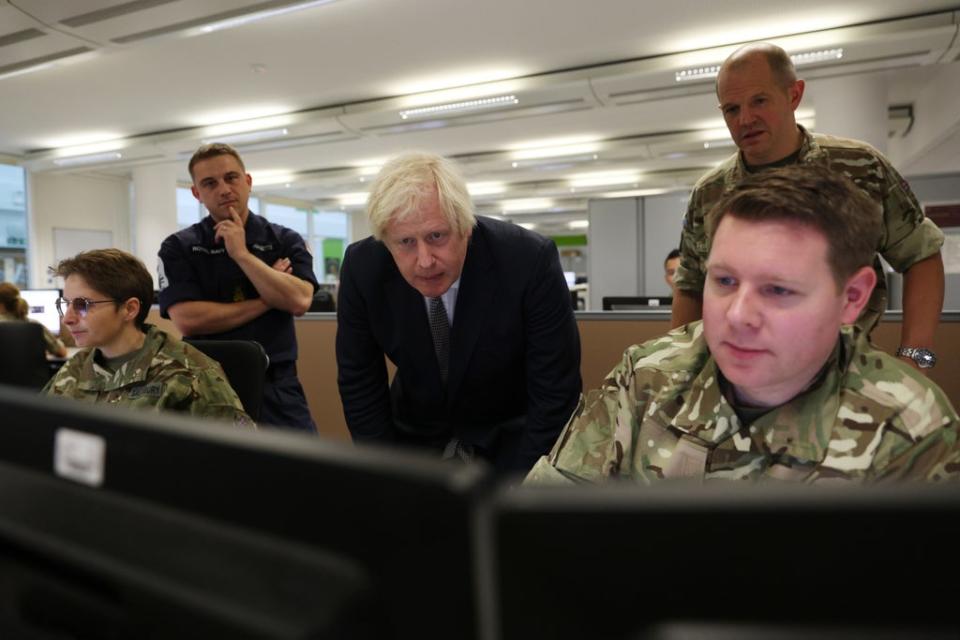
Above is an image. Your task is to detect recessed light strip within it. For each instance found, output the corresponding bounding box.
[399,95,518,120]
[674,47,845,83]
[791,47,844,65]
[674,65,721,83]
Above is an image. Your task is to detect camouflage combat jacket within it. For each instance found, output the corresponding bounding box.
[674,126,944,332]
[44,325,253,427]
[526,322,959,484]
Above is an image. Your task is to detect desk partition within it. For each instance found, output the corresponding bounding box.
[147,309,960,442]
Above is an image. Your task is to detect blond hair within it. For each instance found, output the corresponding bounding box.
[365,152,476,240]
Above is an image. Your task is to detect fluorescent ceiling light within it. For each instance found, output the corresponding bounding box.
[501,198,554,213]
[675,65,721,83]
[600,188,670,199]
[791,47,843,65]
[198,0,337,34]
[338,192,369,207]
[467,182,506,196]
[675,47,845,83]
[251,171,296,186]
[511,143,601,161]
[202,128,288,145]
[569,172,640,189]
[702,139,736,149]
[358,165,382,177]
[568,220,589,229]
[399,95,518,120]
[53,152,122,167]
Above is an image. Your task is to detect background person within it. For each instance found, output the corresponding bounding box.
[0,282,67,358]
[158,143,318,431]
[336,152,582,473]
[670,42,944,373]
[529,166,957,484]
[45,249,252,426]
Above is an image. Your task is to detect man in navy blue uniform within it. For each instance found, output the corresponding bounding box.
[336,152,582,473]
[157,143,318,431]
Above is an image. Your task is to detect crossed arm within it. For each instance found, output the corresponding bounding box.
[168,208,314,336]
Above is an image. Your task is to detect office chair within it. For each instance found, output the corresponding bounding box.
[183,339,269,421]
[309,289,336,312]
[0,322,52,390]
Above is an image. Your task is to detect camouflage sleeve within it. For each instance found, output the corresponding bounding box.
[40,325,64,356]
[524,348,650,485]
[876,157,944,272]
[673,186,708,293]
[43,355,84,397]
[185,369,256,429]
[872,387,960,482]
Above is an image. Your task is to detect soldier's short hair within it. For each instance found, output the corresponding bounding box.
[188,143,246,180]
[52,249,154,330]
[719,42,798,92]
[664,248,680,268]
[366,151,476,241]
[705,165,881,290]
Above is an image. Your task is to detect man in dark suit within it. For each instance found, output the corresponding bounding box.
[336,152,582,474]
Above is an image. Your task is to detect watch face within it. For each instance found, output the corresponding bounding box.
[915,349,936,368]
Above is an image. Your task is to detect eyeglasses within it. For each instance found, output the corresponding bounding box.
[55,297,119,318]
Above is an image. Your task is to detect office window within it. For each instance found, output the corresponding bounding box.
[176,187,202,229]
[263,202,308,235]
[0,164,28,287]
[312,210,349,283]
[262,203,349,282]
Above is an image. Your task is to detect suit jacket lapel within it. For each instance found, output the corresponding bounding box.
[447,227,496,404]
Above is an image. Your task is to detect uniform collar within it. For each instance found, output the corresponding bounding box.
[77,324,165,391]
[670,324,858,466]
[728,124,817,187]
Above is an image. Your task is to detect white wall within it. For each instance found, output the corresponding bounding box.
[588,198,640,309]
[642,193,688,297]
[350,209,370,243]
[28,172,131,288]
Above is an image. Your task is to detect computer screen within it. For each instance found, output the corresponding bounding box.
[563,271,577,288]
[19,288,61,335]
[479,482,960,640]
[0,385,490,639]
[602,295,673,310]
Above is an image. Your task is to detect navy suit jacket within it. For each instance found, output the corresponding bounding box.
[336,216,582,472]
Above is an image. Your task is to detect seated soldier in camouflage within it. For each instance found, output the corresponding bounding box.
[44,249,253,427]
[528,166,959,484]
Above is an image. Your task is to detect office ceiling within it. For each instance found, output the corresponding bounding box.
[1,0,959,233]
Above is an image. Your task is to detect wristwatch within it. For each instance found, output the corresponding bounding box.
[896,347,937,369]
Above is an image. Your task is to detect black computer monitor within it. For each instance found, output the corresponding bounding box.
[19,288,61,335]
[0,385,490,639]
[602,295,673,310]
[480,482,960,640]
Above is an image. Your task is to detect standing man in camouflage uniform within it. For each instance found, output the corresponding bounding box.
[671,42,944,372]
[528,167,958,484]
[45,249,252,427]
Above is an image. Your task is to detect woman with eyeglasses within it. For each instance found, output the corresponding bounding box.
[0,281,68,358]
[43,249,253,428]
